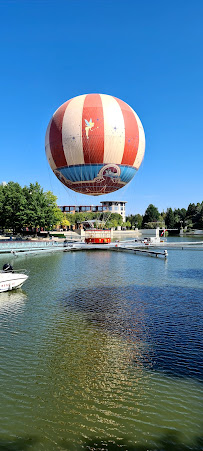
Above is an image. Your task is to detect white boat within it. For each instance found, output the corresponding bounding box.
[0,264,28,293]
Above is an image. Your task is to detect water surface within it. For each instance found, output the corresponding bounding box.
[0,241,203,450]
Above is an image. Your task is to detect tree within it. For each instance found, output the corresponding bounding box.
[22,184,63,231]
[60,213,70,230]
[186,203,196,219]
[194,202,203,229]
[196,208,203,229]
[43,191,64,229]
[105,213,123,229]
[174,208,187,227]
[126,214,143,229]
[134,214,143,229]
[23,183,47,230]
[3,182,27,233]
[125,220,131,229]
[184,202,203,229]
[158,214,165,228]
[165,208,175,229]
[64,211,123,230]
[143,204,160,226]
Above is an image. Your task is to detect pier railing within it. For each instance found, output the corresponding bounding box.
[0,240,63,254]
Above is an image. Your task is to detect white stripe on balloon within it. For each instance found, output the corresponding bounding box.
[62,94,86,166]
[100,94,125,164]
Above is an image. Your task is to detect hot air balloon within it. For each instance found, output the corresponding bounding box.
[45,94,145,195]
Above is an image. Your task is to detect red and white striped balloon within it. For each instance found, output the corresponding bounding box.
[45,94,145,195]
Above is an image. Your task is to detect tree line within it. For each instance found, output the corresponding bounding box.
[126,202,203,230]
[0,182,202,234]
[65,211,123,230]
[0,182,124,234]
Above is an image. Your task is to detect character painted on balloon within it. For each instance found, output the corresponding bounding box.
[85,118,95,139]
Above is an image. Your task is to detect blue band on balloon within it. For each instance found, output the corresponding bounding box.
[58,165,136,184]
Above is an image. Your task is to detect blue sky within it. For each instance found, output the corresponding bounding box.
[0,0,202,215]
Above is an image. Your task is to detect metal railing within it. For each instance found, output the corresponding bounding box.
[0,240,63,253]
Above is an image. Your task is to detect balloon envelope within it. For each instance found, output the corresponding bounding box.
[45,94,145,195]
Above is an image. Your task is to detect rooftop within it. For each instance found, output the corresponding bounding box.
[101,201,127,204]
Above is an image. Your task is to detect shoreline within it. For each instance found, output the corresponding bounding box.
[1,228,203,244]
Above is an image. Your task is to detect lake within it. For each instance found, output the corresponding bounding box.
[0,239,203,450]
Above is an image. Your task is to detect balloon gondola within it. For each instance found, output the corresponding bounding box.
[45,94,145,196]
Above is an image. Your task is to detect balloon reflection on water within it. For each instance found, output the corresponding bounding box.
[45,283,151,402]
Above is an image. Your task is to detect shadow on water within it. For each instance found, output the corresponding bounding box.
[0,436,38,451]
[60,284,203,381]
[172,268,203,280]
[1,433,203,450]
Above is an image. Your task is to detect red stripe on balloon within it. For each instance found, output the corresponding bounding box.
[114,97,139,166]
[82,94,104,164]
[49,99,72,167]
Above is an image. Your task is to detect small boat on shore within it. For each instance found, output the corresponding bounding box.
[0,264,28,293]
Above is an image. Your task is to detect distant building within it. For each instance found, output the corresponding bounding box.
[1,182,7,187]
[59,204,105,214]
[58,201,127,222]
[101,201,127,222]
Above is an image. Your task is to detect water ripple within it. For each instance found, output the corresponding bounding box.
[0,250,203,450]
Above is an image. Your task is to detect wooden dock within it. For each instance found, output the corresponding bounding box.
[114,246,168,258]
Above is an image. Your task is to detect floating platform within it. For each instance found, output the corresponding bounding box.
[0,239,202,259]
